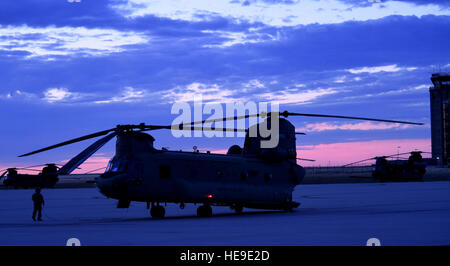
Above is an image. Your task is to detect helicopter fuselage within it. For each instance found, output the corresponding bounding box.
[97,149,304,210]
[95,130,304,210]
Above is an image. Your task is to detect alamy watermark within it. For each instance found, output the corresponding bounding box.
[170,95,280,148]
[66,237,81,246]
[366,238,381,246]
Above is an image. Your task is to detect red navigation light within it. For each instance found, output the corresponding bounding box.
[207,194,213,199]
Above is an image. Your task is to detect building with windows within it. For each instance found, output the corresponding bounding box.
[429,73,450,166]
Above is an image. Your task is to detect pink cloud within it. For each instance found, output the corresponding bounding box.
[297,121,414,132]
[208,149,228,154]
[297,138,431,166]
[1,139,431,176]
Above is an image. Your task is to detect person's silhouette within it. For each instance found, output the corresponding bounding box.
[32,188,44,221]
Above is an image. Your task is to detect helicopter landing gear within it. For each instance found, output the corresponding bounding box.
[283,207,293,213]
[283,201,300,212]
[150,204,165,218]
[231,204,244,214]
[197,204,212,217]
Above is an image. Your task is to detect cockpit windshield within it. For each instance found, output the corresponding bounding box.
[105,160,128,173]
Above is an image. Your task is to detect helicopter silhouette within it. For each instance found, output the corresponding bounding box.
[1,164,60,189]
[343,151,431,181]
[0,163,86,189]
[18,111,422,218]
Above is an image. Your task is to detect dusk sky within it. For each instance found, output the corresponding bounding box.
[1,0,449,172]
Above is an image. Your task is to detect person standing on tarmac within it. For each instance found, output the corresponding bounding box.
[32,188,45,221]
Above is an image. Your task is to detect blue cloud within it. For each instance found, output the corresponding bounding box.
[0,0,119,27]
[341,0,450,8]
[0,2,448,165]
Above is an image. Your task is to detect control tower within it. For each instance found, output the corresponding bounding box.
[429,73,450,166]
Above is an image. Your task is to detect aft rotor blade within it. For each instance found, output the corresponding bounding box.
[57,132,118,175]
[171,110,423,127]
[19,128,116,157]
[279,111,423,125]
[382,151,419,159]
[409,151,432,154]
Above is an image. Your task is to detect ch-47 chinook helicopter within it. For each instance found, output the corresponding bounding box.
[18,111,422,218]
[343,151,430,181]
[1,164,61,189]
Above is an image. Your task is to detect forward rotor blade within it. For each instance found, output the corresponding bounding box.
[15,168,41,172]
[176,126,247,133]
[57,132,118,175]
[164,113,263,133]
[297,158,315,162]
[27,163,64,168]
[343,157,376,167]
[19,128,116,157]
[279,111,423,125]
[143,124,247,133]
[187,113,263,126]
[84,166,107,174]
[1,171,7,178]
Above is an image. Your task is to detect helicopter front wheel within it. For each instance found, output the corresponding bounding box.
[150,205,165,218]
[197,205,212,217]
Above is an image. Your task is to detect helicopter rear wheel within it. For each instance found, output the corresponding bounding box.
[150,205,165,218]
[197,205,212,217]
[283,207,293,213]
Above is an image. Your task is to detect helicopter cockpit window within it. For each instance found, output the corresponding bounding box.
[106,160,128,173]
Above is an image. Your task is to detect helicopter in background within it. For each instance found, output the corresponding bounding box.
[344,151,430,181]
[18,111,422,218]
[0,163,85,189]
[1,164,60,189]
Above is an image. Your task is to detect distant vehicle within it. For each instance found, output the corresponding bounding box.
[1,164,59,189]
[344,151,429,181]
[18,110,422,218]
